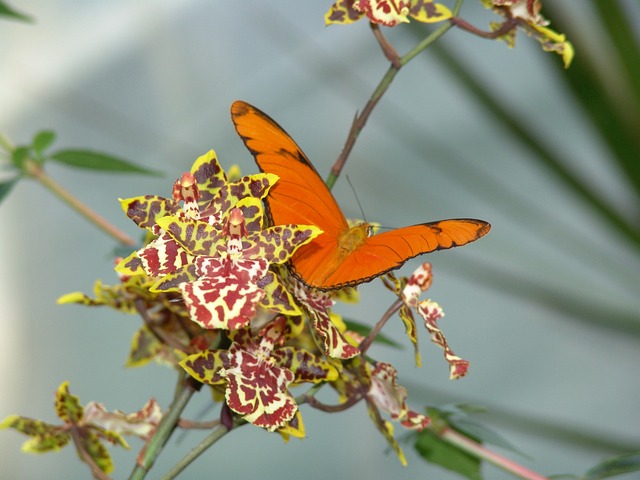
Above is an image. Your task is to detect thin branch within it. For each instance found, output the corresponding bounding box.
[128,376,198,480]
[23,159,136,246]
[327,2,462,188]
[450,16,518,39]
[304,392,363,413]
[370,23,401,68]
[359,298,403,354]
[159,422,238,480]
[440,426,550,480]
[177,418,221,430]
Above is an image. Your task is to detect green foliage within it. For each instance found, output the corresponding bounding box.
[0,129,163,209]
[414,429,482,480]
[50,149,162,176]
[410,405,530,479]
[584,452,640,480]
[10,145,29,169]
[0,1,32,22]
[0,178,18,203]
[432,404,524,456]
[31,130,56,161]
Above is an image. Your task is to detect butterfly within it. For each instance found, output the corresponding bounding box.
[231,100,491,291]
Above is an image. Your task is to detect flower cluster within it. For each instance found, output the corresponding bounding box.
[325,0,573,68]
[46,142,472,464]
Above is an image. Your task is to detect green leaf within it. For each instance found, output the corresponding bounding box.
[31,130,56,155]
[0,178,19,204]
[0,1,33,22]
[414,429,482,480]
[50,149,162,176]
[11,145,29,169]
[585,452,640,480]
[343,319,403,348]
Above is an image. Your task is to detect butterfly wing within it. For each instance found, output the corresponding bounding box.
[318,219,491,289]
[231,100,491,291]
[231,101,348,234]
[231,100,350,283]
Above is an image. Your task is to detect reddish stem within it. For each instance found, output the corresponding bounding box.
[304,392,363,413]
[359,298,403,354]
[441,427,550,480]
[370,22,401,68]
[450,16,519,39]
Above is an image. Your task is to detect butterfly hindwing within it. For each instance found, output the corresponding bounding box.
[320,220,491,289]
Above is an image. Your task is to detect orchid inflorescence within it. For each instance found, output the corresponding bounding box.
[26,147,469,470]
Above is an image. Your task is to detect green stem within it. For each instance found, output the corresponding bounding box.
[399,15,457,67]
[23,159,136,246]
[161,384,338,479]
[0,132,14,153]
[159,424,230,480]
[327,0,463,189]
[128,376,197,480]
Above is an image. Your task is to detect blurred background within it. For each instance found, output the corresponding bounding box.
[1,1,639,478]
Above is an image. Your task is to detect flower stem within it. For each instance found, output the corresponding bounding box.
[359,298,403,354]
[160,416,248,480]
[326,0,463,189]
[449,16,518,40]
[128,375,198,480]
[0,132,14,153]
[440,426,550,480]
[158,424,230,480]
[23,158,136,246]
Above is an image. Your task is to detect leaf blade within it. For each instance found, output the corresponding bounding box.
[31,130,56,155]
[0,178,19,204]
[414,429,482,480]
[50,149,162,176]
[0,1,33,22]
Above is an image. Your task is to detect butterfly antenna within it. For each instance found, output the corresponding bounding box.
[346,174,368,223]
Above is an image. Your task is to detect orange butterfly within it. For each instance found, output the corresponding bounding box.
[231,100,491,291]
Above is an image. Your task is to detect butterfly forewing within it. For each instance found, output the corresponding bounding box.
[231,101,348,237]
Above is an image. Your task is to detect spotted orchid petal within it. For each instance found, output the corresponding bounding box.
[325,0,450,26]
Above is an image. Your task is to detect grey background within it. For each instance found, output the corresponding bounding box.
[2,1,639,479]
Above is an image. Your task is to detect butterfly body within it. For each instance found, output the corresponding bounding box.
[231,100,491,291]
